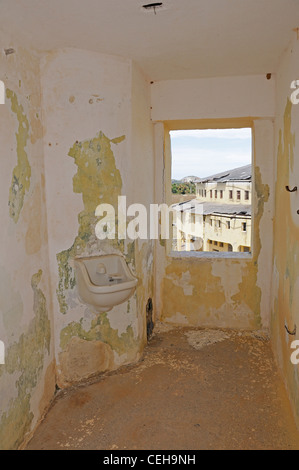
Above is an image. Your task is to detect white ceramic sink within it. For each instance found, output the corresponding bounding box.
[75,254,138,312]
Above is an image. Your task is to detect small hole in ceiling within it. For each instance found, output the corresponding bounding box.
[143,3,163,14]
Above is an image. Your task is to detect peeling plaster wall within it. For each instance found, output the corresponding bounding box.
[271,35,299,427]
[153,77,275,330]
[0,48,55,449]
[40,49,154,388]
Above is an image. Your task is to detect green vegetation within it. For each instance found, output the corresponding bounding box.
[172,182,196,195]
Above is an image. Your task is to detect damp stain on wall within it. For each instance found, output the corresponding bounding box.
[0,270,51,450]
[56,131,125,314]
[6,89,31,223]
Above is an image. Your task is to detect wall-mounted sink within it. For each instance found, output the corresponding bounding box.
[75,254,138,312]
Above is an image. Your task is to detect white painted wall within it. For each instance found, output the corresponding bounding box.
[151,75,275,121]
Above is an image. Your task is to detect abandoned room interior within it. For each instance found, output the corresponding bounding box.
[1,0,299,451]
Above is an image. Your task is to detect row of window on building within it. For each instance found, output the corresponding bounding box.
[208,240,250,252]
[206,218,247,232]
[198,189,250,201]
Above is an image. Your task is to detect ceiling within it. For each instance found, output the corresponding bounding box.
[0,0,298,81]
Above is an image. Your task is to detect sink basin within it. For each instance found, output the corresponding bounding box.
[75,254,138,312]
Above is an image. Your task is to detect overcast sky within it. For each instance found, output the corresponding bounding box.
[170,128,252,180]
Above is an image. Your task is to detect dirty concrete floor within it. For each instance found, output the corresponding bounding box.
[27,326,299,450]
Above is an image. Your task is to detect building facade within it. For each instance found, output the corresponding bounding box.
[172,164,252,253]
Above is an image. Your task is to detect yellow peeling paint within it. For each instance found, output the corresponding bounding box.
[0,271,51,450]
[161,260,226,325]
[7,89,31,223]
[0,266,23,334]
[56,131,125,314]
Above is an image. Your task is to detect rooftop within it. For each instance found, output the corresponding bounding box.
[172,200,251,217]
[197,164,252,184]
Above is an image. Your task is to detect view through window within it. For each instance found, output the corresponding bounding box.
[170,128,252,254]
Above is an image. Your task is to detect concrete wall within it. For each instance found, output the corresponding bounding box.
[153,75,275,330]
[271,34,299,428]
[40,49,154,388]
[0,48,55,449]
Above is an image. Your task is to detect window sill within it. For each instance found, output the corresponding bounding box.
[168,251,252,260]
